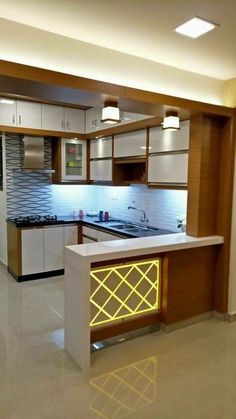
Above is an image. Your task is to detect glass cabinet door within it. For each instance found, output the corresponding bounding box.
[61,139,87,181]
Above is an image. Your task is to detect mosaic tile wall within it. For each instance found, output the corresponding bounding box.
[5,135,52,217]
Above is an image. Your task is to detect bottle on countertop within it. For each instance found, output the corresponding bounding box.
[104,211,109,221]
[99,211,103,221]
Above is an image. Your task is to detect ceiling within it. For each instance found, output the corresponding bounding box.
[0,0,235,80]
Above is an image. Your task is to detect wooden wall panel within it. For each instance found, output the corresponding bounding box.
[7,223,21,276]
[187,114,222,237]
[161,246,219,325]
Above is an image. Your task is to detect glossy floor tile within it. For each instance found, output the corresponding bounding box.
[1,264,236,418]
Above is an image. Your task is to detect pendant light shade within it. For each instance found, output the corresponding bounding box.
[101,102,121,124]
[162,111,180,131]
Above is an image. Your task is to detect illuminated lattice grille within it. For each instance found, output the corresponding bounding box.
[90,356,156,419]
[90,260,160,327]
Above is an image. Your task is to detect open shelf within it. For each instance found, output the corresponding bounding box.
[113,158,147,185]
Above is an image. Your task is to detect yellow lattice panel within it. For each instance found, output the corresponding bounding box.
[90,259,160,328]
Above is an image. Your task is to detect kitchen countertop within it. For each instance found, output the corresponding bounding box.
[7,215,175,239]
[66,233,224,263]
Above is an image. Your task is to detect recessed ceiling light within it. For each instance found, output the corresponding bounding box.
[175,17,217,38]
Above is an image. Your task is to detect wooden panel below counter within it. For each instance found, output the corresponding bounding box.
[161,246,219,325]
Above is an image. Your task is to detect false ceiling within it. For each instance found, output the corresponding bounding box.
[0,0,235,80]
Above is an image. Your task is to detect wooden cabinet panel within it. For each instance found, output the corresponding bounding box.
[148,153,188,184]
[17,100,42,129]
[114,130,146,157]
[90,137,112,158]
[21,229,44,275]
[44,226,64,271]
[90,159,112,181]
[149,120,189,153]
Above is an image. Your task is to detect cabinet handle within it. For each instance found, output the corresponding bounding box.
[61,120,64,130]
[66,121,69,130]
[13,114,16,125]
[19,115,22,125]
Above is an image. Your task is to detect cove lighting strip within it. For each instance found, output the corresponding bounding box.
[90,259,160,328]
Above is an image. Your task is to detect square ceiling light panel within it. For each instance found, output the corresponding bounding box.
[175,17,217,38]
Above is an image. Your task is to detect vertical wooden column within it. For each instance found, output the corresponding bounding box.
[186,112,236,312]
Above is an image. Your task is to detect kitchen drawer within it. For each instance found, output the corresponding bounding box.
[83,226,98,240]
[97,231,122,242]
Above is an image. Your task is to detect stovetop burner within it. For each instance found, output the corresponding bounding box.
[10,214,59,226]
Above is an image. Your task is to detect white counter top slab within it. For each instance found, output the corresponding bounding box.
[66,233,224,263]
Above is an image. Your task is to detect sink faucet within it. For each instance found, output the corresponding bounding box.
[128,206,149,222]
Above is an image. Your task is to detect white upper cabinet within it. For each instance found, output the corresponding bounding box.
[17,100,42,129]
[114,130,147,157]
[148,153,188,184]
[64,108,85,133]
[0,98,17,126]
[42,104,64,131]
[90,160,112,181]
[85,107,104,132]
[90,137,112,158]
[149,120,190,153]
[61,138,87,181]
[42,105,85,133]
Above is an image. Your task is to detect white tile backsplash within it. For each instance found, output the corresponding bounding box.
[52,184,187,232]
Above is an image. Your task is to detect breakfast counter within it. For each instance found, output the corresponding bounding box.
[65,233,224,370]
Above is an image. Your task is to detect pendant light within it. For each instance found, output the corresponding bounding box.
[101,101,121,125]
[162,111,180,131]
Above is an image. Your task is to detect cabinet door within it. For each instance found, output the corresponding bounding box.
[21,229,44,275]
[61,139,87,181]
[64,108,85,133]
[0,98,17,126]
[44,226,64,271]
[97,231,122,242]
[90,137,112,158]
[149,120,189,153]
[148,153,188,184]
[83,236,97,243]
[90,160,112,181]
[64,225,78,246]
[83,226,98,240]
[114,130,146,157]
[17,100,42,129]
[42,104,64,131]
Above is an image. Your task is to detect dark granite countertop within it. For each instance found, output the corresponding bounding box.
[6,215,175,238]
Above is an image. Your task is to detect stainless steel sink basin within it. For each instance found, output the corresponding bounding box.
[111,223,138,230]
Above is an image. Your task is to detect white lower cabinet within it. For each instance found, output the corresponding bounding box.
[64,225,78,246]
[97,231,122,242]
[82,225,124,243]
[21,224,78,276]
[44,226,64,271]
[21,229,44,275]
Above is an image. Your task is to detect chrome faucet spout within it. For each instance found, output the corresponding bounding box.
[128,206,149,222]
